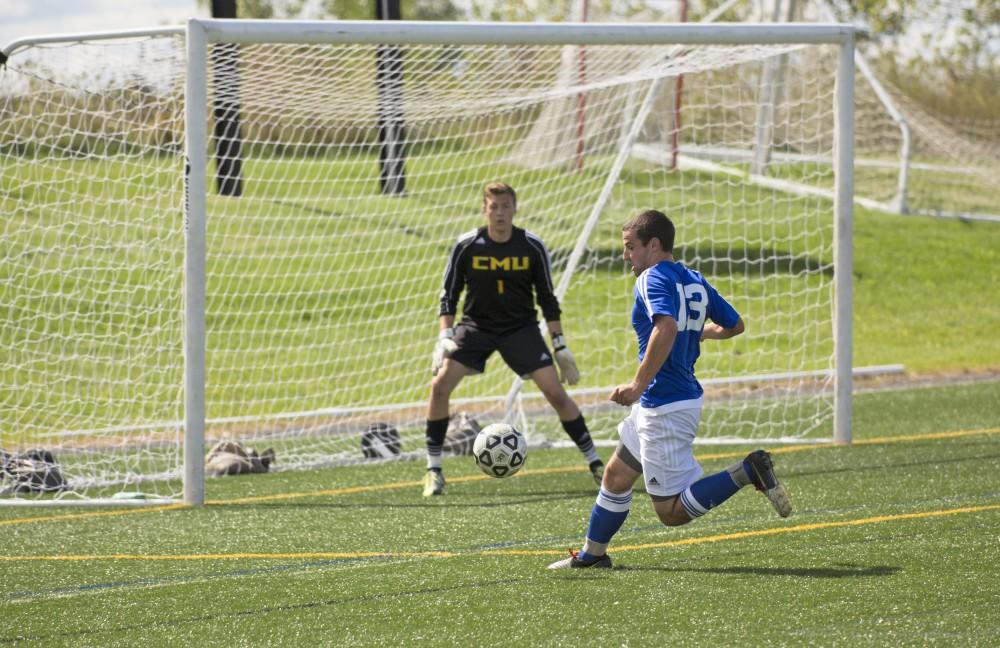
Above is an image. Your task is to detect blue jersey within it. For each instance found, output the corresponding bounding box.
[632,260,740,408]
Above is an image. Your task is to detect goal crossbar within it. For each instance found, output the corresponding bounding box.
[193,19,855,47]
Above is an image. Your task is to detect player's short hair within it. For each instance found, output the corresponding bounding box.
[483,182,517,207]
[623,209,675,252]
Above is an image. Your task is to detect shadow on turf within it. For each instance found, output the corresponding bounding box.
[615,563,901,578]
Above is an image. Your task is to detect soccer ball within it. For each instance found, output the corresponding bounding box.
[472,423,527,478]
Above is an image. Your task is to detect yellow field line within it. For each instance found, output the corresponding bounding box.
[219,426,1000,506]
[1,503,997,563]
[0,503,188,527]
[2,426,998,527]
[492,503,1000,556]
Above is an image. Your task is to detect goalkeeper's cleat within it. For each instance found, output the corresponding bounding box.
[589,460,605,486]
[744,450,792,518]
[547,549,613,570]
[422,469,445,497]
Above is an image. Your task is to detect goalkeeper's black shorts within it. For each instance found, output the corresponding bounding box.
[450,322,554,378]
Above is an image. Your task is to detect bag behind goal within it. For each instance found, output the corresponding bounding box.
[0,21,854,503]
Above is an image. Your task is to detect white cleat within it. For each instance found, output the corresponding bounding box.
[744,450,792,518]
[547,550,613,570]
[763,483,792,518]
[422,470,445,497]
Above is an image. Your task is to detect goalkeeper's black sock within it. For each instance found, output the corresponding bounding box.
[561,415,600,465]
[425,417,449,471]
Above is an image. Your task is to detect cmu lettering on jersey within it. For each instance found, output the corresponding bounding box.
[471,256,531,272]
[440,226,561,333]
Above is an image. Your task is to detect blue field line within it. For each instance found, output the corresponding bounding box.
[3,555,399,603]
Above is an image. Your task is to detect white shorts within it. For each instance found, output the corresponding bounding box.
[617,400,704,498]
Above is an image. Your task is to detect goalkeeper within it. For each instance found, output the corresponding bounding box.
[423,182,603,496]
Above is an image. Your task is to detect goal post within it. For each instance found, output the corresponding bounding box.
[835,33,854,446]
[185,20,209,507]
[1,20,855,505]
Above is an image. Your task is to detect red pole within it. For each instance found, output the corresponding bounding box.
[671,0,688,171]
[575,0,589,172]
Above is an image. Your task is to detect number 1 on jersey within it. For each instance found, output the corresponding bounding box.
[497,279,504,294]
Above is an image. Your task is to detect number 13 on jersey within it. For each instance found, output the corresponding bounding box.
[675,283,707,331]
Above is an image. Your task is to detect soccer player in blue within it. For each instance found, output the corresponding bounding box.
[549,209,791,569]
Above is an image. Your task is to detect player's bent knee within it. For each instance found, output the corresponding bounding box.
[601,464,635,494]
[536,378,566,402]
[657,512,691,527]
[653,497,692,527]
[429,376,456,401]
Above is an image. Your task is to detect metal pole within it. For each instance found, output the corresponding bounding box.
[376,0,407,195]
[184,19,208,503]
[818,0,909,213]
[670,0,688,170]
[210,0,244,197]
[575,0,589,172]
[834,33,854,445]
[197,20,854,47]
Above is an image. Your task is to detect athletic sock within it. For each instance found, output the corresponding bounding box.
[425,417,449,471]
[727,460,752,487]
[680,470,742,519]
[579,487,632,560]
[561,415,600,465]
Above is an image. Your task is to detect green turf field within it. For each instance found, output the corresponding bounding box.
[4,40,999,645]
[1,378,998,644]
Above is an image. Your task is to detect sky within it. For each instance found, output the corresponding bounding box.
[2,0,203,51]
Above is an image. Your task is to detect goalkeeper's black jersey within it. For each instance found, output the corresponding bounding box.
[439,226,561,334]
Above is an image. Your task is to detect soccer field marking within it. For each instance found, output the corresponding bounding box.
[490,502,1000,556]
[1,426,997,528]
[1,502,997,563]
[0,550,456,562]
[0,503,187,527]
[217,426,1000,504]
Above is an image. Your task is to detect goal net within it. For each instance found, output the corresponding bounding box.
[0,22,852,503]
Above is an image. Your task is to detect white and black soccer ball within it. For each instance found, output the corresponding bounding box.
[361,423,401,459]
[472,423,527,478]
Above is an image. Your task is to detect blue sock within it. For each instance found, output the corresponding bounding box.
[679,470,742,519]
[579,487,632,560]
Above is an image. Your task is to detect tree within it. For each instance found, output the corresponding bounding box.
[197,0,462,20]
[832,0,999,120]
[841,0,999,73]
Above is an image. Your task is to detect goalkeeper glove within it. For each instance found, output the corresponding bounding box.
[431,328,458,376]
[551,334,580,385]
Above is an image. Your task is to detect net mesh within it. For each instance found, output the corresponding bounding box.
[1,32,843,500]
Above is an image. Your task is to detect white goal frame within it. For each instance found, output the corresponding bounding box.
[184,19,855,505]
[2,19,854,506]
